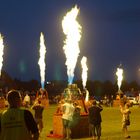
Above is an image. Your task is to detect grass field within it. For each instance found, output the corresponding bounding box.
[1,105,140,140]
[40,105,140,140]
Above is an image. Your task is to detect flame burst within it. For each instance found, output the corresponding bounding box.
[81,56,88,89]
[62,5,82,84]
[116,68,123,91]
[38,32,46,89]
[85,89,89,102]
[0,34,4,76]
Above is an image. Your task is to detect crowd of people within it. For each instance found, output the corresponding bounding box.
[0,88,48,140]
[0,90,39,140]
[0,88,133,140]
[60,93,132,140]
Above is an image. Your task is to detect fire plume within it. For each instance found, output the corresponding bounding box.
[62,5,82,84]
[81,56,88,89]
[38,32,46,89]
[0,34,4,76]
[85,89,89,102]
[116,67,123,91]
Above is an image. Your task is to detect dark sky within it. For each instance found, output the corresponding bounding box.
[0,0,140,84]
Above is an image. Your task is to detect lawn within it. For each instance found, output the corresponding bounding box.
[1,105,140,140]
[39,105,140,140]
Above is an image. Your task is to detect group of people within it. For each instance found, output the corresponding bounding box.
[61,96,132,140]
[60,98,103,140]
[0,89,44,140]
[88,95,131,140]
[0,89,132,140]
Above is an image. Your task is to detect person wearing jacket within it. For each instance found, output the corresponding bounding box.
[88,100,103,140]
[0,90,39,140]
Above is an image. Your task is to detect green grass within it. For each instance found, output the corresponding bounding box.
[1,105,140,140]
[101,107,140,140]
[41,105,140,140]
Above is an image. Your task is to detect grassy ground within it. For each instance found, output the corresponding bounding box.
[1,105,140,140]
[39,105,140,140]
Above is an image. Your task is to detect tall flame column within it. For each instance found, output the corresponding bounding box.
[116,67,123,92]
[0,34,5,76]
[81,56,89,102]
[38,32,46,89]
[62,5,82,84]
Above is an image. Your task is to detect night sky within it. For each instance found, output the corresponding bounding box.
[0,0,140,84]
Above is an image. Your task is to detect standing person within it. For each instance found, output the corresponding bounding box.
[138,93,140,107]
[61,99,75,140]
[23,93,30,108]
[32,99,44,133]
[37,88,48,99]
[88,100,103,140]
[0,90,39,140]
[120,103,131,139]
[70,101,81,127]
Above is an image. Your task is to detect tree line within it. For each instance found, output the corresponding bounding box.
[0,71,139,97]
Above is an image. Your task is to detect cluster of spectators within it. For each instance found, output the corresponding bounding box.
[0,88,47,140]
[59,98,103,140]
[60,92,132,140]
[0,88,133,140]
[0,90,39,140]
